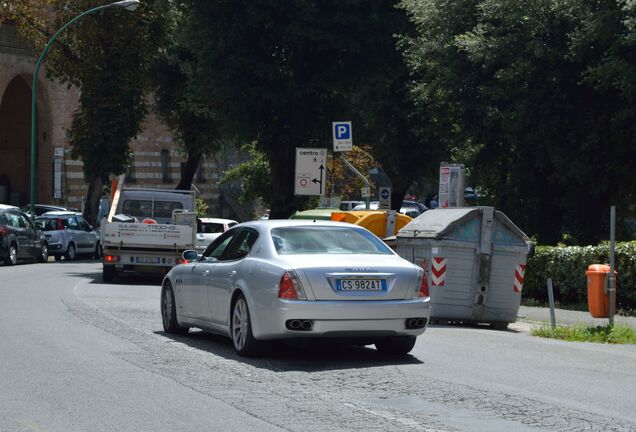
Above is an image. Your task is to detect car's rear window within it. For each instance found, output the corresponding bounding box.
[271,226,393,255]
[36,217,68,231]
[122,200,183,219]
[200,222,224,234]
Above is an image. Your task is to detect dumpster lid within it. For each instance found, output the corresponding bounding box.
[397,207,529,241]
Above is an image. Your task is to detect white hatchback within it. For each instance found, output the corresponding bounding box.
[196,217,238,252]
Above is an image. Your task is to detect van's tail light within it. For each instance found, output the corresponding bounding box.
[104,255,120,263]
[278,271,307,300]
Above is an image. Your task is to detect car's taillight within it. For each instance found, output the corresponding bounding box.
[56,218,64,230]
[104,255,120,263]
[416,265,429,298]
[278,271,307,300]
[0,226,7,237]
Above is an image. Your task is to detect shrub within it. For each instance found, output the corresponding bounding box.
[523,241,636,313]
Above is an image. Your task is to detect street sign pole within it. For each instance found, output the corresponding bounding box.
[340,154,370,210]
[609,206,616,326]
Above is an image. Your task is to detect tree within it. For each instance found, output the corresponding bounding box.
[402,0,636,243]
[149,0,220,191]
[181,1,440,219]
[2,0,158,224]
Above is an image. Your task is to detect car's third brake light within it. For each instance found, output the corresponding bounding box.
[278,271,307,300]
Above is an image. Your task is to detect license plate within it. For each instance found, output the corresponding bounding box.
[135,256,160,264]
[336,279,386,291]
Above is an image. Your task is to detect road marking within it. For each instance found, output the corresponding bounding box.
[344,402,451,432]
[16,419,51,432]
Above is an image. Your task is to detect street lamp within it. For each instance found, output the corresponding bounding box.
[29,0,140,219]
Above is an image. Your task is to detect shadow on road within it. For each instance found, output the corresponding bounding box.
[156,329,424,372]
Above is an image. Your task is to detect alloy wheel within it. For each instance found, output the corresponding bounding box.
[232,298,249,351]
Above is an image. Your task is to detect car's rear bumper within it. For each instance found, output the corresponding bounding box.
[251,297,430,340]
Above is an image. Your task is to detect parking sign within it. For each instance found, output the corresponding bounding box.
[332,121,352,152]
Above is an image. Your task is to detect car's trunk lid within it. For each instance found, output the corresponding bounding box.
[280,254,419,301]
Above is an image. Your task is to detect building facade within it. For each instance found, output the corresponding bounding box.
[0,23,232,221]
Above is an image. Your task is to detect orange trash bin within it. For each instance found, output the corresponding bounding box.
[585,264,617,318]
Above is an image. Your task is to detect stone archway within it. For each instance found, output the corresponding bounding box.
[0,73,53,206]
[0,75,31,205]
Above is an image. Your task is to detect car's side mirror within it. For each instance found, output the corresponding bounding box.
[182,250,199,262]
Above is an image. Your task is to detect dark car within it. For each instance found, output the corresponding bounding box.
[20,204,69,218]
[0,204,48,265]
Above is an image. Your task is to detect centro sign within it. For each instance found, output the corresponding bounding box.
[332,121,352,152]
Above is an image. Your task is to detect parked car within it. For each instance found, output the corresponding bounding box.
[339,200,364,211]
[401,200,428,214]
[20,204,69,217]
[35,211,100,261]
[161,220,430,356]
[352,201,421,218]
[195,217,239,253]
[0,204,48,265]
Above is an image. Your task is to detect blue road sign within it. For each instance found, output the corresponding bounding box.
[332,121,353,152]
[380,189,390,199]
[334,123,351,140]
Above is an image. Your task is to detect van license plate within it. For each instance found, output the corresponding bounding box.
[136,257,160,264]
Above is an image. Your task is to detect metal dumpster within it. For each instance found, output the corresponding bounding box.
[396,207,530,329]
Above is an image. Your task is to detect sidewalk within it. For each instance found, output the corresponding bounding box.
[517,305,636,330]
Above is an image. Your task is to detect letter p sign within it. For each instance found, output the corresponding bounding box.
[332,121,353,152]
[336,124,350,139]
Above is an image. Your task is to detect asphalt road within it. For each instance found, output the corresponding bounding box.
[1,260,635,432]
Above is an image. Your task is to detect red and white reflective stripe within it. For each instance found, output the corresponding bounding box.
[431,257,447,286]
[514,264,526,293]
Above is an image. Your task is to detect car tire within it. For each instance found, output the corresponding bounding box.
[37,243,48,263]
[102,265,115,283]
[161,281,189,335]
[54,255,62,262]
[4,243,17,266]
[375,336,417,356]
[231,294,262,357]
[92,242,101,260]
[65,243,76,261]
[491,322,509,331]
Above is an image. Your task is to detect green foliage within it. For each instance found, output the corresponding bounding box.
[524,241,636,312]
[532,323,636,344]
[220,143,272,207]
[180,1,441,218]
[6,1,160,223]
[401,0,636,244]
[149,0,219,190]
[194,198,208,218]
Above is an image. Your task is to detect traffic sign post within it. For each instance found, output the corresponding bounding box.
[294,148,327,196]
[379,187,391,210]
[332,121,352,152]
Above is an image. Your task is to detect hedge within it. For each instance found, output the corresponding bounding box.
[523,241,636,313]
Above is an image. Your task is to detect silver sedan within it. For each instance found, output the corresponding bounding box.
[160,220,430,356]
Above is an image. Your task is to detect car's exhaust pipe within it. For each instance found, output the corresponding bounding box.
[285,319,313,331]
[405,317,428,329]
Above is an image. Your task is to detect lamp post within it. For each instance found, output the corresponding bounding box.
[30,0,139,219]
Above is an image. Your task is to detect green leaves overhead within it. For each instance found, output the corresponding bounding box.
[402,0,636,244]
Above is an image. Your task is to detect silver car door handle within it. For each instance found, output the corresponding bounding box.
[228,270,237,277]
[201,270,210,276]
